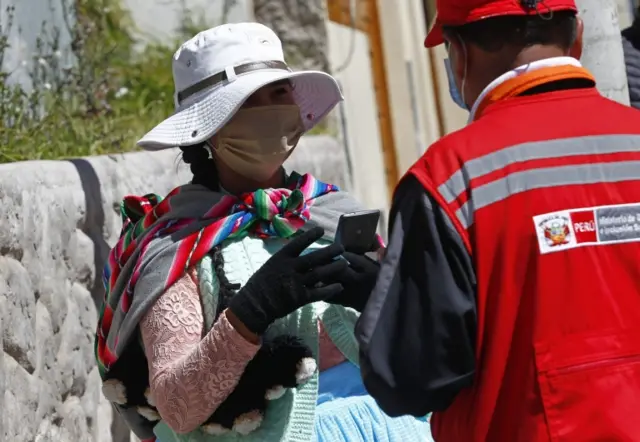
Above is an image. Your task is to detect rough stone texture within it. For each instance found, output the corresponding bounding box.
[253,0,330,72]
[0,135,348,442]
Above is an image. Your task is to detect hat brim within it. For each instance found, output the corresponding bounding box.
[137,69,343,151]
[425,17,445,48]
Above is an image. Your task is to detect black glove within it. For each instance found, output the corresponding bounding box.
[228,227,348,334]
[326,252,379,312]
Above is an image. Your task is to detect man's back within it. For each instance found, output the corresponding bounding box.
[425,84,640,441]
[357,3,640,439]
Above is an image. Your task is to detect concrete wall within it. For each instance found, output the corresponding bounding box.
[0,136,349,442]
[617,0,637,29]
[375,0,438,170]
[431,45,469,135]
[326,22,389,234]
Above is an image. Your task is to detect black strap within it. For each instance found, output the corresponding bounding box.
[176,60,290,104]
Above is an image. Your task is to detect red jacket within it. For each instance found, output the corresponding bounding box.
[409,65,640,441]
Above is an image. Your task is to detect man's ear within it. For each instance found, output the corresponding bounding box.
[569,17,584,59]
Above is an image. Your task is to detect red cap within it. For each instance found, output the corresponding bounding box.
[424,0,578,48]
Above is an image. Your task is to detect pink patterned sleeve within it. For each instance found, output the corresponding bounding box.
[140,270,260,434]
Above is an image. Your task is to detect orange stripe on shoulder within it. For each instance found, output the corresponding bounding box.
[475,65,595,119]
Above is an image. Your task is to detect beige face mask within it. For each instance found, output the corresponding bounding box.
[212,105,305,181]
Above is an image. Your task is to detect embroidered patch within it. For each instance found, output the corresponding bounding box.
[533,203,640,254]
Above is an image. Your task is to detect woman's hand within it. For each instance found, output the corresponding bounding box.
[228,227,348,335]
[325,252,380,312]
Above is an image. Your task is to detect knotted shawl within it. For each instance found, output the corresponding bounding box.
[95,171,365,377]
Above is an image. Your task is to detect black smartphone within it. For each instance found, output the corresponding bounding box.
[334,209,381,254]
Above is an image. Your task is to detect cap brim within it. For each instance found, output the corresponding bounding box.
[425,17,444,48]
[136,69,343,151]
[425,1,578,48]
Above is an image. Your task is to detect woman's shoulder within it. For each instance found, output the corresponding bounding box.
[311,189,366,217]
[318,189,363,206]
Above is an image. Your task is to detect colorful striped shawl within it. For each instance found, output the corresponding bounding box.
[95,172,349,378]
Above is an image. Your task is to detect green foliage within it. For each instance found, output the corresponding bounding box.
[0,0,195,162]
[0,0,334,163]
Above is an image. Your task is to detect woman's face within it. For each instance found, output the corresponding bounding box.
[210,79,300,194]
[241,80,296,108]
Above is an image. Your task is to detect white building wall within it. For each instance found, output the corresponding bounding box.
[326,22,390,235]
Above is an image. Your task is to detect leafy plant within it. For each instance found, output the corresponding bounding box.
[0,0,216,162]
[0,0,332,163]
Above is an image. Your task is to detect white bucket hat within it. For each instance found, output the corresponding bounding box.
[136,22,344,151]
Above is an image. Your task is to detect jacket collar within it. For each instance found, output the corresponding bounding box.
[468,57,595,123]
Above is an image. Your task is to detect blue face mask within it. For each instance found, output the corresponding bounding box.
[444,58,468,110]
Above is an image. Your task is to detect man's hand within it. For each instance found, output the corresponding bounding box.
[325,252,379,312]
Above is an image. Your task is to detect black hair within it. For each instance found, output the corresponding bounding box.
[443,10,578,53]
[210,245,241,314]
[180,143,220,191]
[180,143,236,297]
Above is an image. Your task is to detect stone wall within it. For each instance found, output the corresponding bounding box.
[0,135,349,442]
[253,0,330,72]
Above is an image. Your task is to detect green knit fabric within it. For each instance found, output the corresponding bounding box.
[153,241,360,442]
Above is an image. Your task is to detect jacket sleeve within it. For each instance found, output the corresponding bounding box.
[355,174,477,418]
[621,29,640,109]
